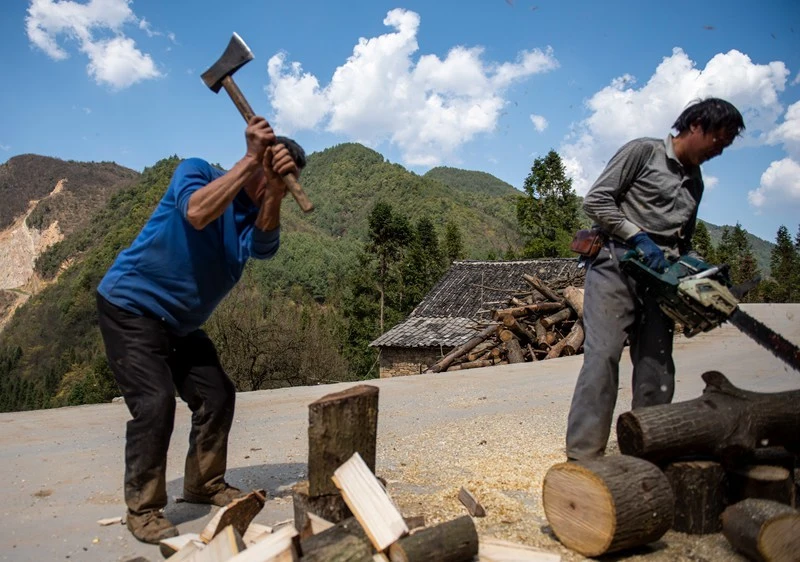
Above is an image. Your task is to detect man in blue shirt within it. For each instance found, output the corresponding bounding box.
[96,116,305,544]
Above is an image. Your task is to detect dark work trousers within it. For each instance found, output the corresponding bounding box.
[565,241,675,460]
[96,293,236,514]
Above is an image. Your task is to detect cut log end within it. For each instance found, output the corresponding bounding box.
[543,456,674,557]
[542,463,616,556]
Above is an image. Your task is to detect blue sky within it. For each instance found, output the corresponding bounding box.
[2,0,799,242]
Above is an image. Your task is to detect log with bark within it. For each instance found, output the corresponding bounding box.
[562,286,584,318]
[721,499,800,562]
[542,455,674,557]
[616,371,800,465]
[523,274,564,303]
[387,515,478,562]
[664,460,727,534]
[729,465,796,507]
[427,324,499,373]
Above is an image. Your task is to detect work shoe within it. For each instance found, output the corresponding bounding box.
[183,482,244,507]
[126,509,179,544]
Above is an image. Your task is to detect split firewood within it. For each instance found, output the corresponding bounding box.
[165,539,202,562]
[97,516,123,526]
[540,308,573,330]
[242,523,273,546]
[542,455,674,557]
[160,533,202,559]
[478,538,561,561]
[492,301,564,319]
[200,490,266,542]
[721,499,800,562]
[729,465,796,507]
[617,371,800,465]
[505,339,525,364]
[387,515,478,562]
[191,526,246,562]
[308,385,379,497]
[562,286,584,318]
[522,274,563,303]
[332,452,409,551]
[664,460,727,534]
[428,324,499,373]
[300,513,335,540]
[227,524,299,562]
[458,486,486,517]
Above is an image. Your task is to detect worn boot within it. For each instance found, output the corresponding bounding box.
[183,482,244,507]
[126,509,179,544]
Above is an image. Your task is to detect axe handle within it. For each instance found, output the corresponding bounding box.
[220,76,314,213]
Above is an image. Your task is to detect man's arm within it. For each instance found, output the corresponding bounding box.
[254,143,299,232]
[185,116,276,230]
[583,139,654,241]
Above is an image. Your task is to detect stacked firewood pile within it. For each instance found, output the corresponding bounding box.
[542,371,800,561]
[162,385,561,561]
[428,274,585,373]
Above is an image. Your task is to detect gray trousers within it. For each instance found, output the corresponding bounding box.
[565,241,675,460]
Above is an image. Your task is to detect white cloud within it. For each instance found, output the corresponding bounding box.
[766,100,800,159]
[703,174,719,190]
[25,0,163,89]
[530,114,548,132]
[748,157,800,209]
[266,8,558,166]
[0,144,10,151]
[560,48,789,194]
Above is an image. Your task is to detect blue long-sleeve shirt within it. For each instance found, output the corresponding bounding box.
[98,158,280,335]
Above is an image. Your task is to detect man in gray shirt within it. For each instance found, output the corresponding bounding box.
[566,98,745,460]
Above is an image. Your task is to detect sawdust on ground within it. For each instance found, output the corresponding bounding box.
[377,403,744,562]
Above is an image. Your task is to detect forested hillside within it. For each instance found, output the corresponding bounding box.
[0,144,524,412]
[0,143,783,413]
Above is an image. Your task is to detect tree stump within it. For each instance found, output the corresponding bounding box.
[664,460,727,534]
[730,465,796,507]
[387,515,478,562]
[542,455,674,557]
[292,480,352,532]
[721,499,800,562]
[617,371,800,465]
[308,385,379,497]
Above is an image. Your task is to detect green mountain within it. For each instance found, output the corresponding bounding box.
[424,166,519,196]
[701,220,774,277]
[0,144,525,411]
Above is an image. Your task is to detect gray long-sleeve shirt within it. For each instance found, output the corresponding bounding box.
[583,135,704,257]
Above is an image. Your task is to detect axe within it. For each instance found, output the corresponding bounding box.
[202,33,313,213]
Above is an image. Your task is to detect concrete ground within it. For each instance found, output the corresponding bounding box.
[0,304,797,562]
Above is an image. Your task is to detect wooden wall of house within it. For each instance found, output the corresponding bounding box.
[378,346,454,378]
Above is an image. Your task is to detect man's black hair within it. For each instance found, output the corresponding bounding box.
[276,136,307,169]
[672,97,745,138]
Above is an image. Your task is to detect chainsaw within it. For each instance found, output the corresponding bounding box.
[619,251,800,372]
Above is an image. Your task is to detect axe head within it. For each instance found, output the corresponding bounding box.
[202,32,254,93]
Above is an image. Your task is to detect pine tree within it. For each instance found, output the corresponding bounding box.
[366,202,412,334]
[401,217,445,312]
[516,149,580,257]
[766,225,798,302]
[691,221,715,263]
[443,220,464,263]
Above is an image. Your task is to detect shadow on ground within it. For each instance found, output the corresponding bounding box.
[164,462,306,525]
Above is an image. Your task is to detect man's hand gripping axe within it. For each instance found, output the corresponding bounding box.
[202,33,313,213]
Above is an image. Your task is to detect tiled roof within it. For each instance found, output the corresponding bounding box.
[370,316,479,347]
[371,259,585,348]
